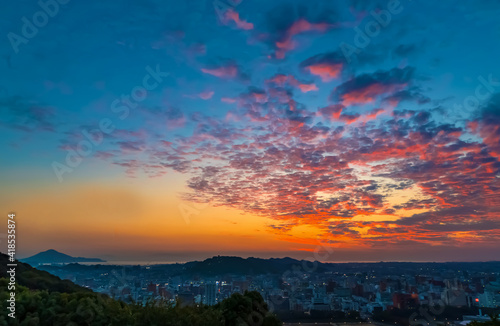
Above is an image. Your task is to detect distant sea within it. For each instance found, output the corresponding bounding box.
[78,260,188,266]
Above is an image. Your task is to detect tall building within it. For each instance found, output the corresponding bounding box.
[204,282,217,306]
[147,282,157,295]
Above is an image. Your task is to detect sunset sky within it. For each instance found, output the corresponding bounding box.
[1,0,499,262]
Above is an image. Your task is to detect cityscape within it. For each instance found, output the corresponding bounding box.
[11,253,500,325]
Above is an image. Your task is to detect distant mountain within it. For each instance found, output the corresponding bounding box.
[21,249,105,265]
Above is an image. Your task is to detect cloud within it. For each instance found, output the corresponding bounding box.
[98,85,500,247]
[221,97,237,103]
[201,63,239,78]
[318,104,344,120]
[332,67,415,105]
[79,43,499,250]
[274,19,331,59]
[223,8,254,30]
[301,51,345,82]
[393,43,418,58]
[470,93,500,159]
[0,96,57,133]
[266,74,318,93]
[198,91,214,100]
[161,107,186,129]
[263,3,340,59]
[383,87,431,105]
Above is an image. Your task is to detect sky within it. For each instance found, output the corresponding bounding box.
[1,0,500,262]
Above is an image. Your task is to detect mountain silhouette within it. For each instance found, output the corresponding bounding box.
[21,249,105,265]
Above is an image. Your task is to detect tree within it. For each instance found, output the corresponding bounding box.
[468,313,500,326]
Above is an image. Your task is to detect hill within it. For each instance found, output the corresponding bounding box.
[21,249,105,265]
[0,252,91,293]
[180,255,327,276]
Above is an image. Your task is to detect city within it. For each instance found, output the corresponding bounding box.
[35,256,500,324]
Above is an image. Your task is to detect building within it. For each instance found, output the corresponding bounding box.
[204,282,217,306]
[478,291,499,308]
[147,282,157,295]
[392,293,419,310]
[441,289,469,307]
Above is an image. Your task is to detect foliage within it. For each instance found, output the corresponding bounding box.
[468,313,500,326]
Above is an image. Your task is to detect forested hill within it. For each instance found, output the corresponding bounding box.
[0,253,281,326]
[0,253,91,294]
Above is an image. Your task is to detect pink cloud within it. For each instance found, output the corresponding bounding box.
[298,83,318,93]
[267,74,289,86]
[201,65,238,78]
[221,97,237,103]
[365,108,385,120]
[318,104,343,120]
[275,19,332,59]
[224,9,254,30]
[307,63,343,82]
[266,74,318,93]
[166,116,186,129]
[199,91,214,100]
[94,151,115,160]
[341,83,407,106]
[339,113,361,124]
